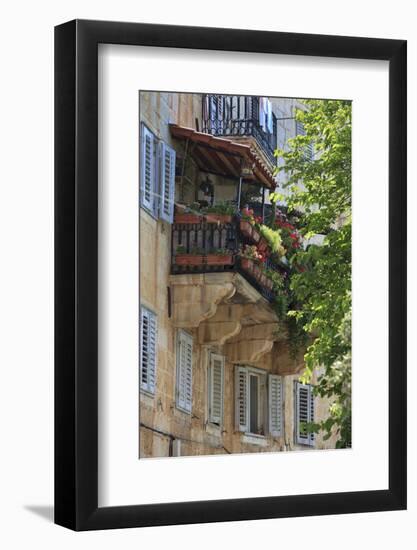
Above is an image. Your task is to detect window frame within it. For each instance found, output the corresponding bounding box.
[235,365,269,437]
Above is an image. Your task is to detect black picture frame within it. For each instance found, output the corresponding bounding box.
[55,19,407,531]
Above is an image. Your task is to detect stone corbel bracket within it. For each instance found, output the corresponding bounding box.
[197,304,242,346]
[224,322,278,364]
[197,302,278,347]
[265,341,306,375]
[169,273,236,328]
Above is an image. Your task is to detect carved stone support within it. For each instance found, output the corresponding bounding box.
[197,304,242,346]
[224,323,278,364]
[169,273,236,328]
[265,341,306,376]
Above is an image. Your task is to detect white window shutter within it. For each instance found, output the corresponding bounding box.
[140,124,156,213]
[208,354,224,425]
[140,306,157,394]
[176,330,193,413]
[309,385,315,445]
[159,142,176,223]
[268,374,283,437]
[235,366,248,432]
[295,382,314,446]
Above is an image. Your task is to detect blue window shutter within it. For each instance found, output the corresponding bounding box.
[159,142,176,223]
[296,119,305,136]
[140,124,157,214]
[296,119,314,160]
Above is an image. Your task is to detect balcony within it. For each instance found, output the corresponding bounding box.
[169,213,304,372]
[202,95,278,167]
[171,214,288,303]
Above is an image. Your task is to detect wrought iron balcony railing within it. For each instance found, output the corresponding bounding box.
[202,95,278,166]
[171,216,287,303]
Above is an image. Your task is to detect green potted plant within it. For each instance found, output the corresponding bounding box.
[174,245,204,266]
[259,225,286,258]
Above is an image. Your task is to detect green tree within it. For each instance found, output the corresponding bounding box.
[274,100,352,448]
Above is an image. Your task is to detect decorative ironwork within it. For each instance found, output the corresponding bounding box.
[171,218,287,303]
[202,95,278,166]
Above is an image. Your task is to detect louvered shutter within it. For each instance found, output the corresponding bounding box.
[235,366,249,432]
[309,386,315,445]
[295,382,315,446]
[208,354,224,425]
[268,374,283,437]
[159,142,176,223]
[295,119,305,136]
[140,306,157,394]
[296,119,313,160]
[176,330,193,413]
[140,124,156,213]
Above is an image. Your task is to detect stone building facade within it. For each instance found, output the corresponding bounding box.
[139,91,337,458]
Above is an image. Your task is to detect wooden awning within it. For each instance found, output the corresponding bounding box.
[169,124,276,189]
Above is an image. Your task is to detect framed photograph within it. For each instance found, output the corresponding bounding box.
[55,20,406,530]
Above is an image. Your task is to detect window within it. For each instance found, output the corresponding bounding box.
[235,366,283,437]
[140,306,157,394]
[140,123,176,221]
[295,381,315,446]
[176,330,193,413]
[209,95,224,133]
[208,353,224,425]
[295,118,314,160]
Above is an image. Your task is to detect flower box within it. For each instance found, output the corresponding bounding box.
[258,237,268,253]
[263,277,274,290]
[239,220,253,238]
[175,254,204,266]
[251,228,261,244]
[252,264,262,280]
[205,214,233,224]
[206,254,234,266]
[174,213,202,224]
[240,257,254,272]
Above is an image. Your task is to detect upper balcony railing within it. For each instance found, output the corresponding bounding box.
[202,95,278,166]
[171,213,288,303]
